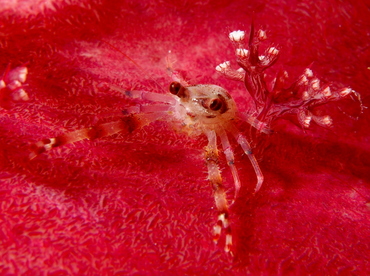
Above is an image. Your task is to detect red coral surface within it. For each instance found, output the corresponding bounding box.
[1,0,369,275]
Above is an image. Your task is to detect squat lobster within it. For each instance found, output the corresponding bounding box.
[29,61,265,254]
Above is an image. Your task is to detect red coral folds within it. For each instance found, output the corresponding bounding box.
[0,0,369,274]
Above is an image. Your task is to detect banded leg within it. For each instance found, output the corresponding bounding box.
[29,112,166,159]
[204,129,232,253]
[124,103,172,115]
[217,127,241,204]
[110,86,177,115]
[229,124,264,193]
[109,85,176,104]
[245,115,272,134]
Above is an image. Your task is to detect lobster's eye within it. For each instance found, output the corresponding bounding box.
[169,82,182,95]
[209,98,223,111]
[169,81,189,99]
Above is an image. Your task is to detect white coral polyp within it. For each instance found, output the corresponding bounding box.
[267,47,279,56]
[12,89,29,101]
[236,48,249,57]
[304,116,312,128]
[322,115,333,126]
[257,29,267,40]
[322,86,332,97]
[7,66,28,83]
[16,67,28,83]
[298,75,309,86]
[340,87,352,97]
[215,61,230,72]
[7,80,22,91]
[302,91,310,100]
[304,68,314,78]
[311,79,320,90]
[229,30,245,42]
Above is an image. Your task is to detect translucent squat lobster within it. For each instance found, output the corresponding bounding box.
[30,67,265,253]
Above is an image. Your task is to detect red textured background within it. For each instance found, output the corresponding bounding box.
[1,0,370,275]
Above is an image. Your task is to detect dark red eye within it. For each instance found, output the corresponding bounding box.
[169,82,182,95]
[169,82,189,99]
[209,98,223,111]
